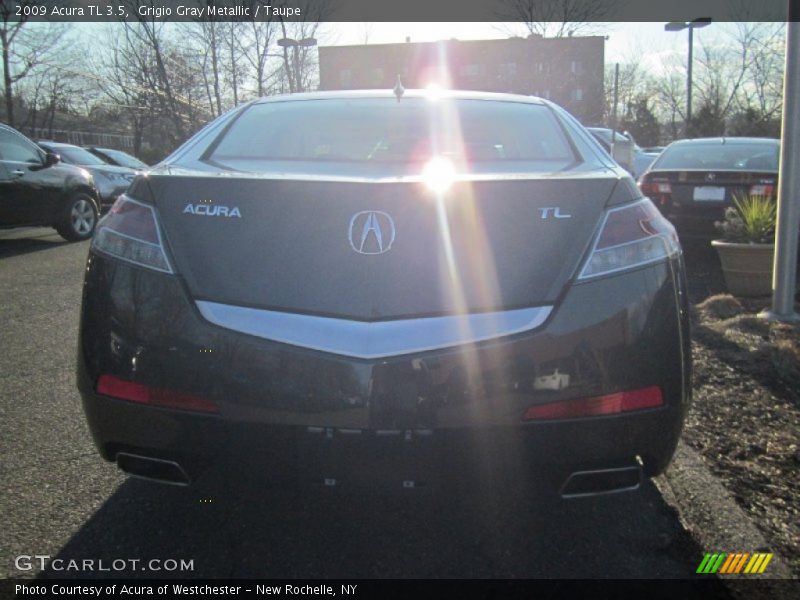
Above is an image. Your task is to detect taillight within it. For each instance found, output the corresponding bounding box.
[578,198,680,280]
[640,179,673,209]
[522,386,663,421]
[640,180,672,197]
[749,184,775,197]
[91,195,172,273]
[97,375,218,414]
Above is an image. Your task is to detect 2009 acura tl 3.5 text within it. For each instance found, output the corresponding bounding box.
[77,90,691,497]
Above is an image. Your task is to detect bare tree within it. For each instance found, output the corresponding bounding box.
[94,12,209,154]
[121,0,191,138]
[276,0,333,93]
[0,2,70,126]
[184,16,224,117]
[221,21,248,106]
[93,27,156,155]
[603,58,653,124]
[729,21,785,129]
[497,0,616,38]
[653,69,686,140]
[240,17,280,97]
[17,67,47,130]
[630,1,789,139]
[653,20,786,137]
[40,70,76,135]
[180,0,253,116]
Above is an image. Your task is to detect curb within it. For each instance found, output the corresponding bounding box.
[655,440,795,595]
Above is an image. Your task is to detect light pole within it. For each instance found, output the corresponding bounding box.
[665,18,711,136]
[761,9,800,323]
[277,37,318,93]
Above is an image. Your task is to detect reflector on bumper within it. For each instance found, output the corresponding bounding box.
[96,375,219,414]
[522,386,663,421]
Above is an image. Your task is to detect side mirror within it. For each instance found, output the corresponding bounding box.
[44,151,60,167]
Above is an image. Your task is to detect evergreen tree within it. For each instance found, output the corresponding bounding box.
[619,96,661,146]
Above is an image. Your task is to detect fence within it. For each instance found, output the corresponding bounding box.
[21,127,135,149]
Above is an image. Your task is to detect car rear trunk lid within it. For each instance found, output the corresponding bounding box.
[151,174,619,321]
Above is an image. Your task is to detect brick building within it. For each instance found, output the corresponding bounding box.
[318,35,605,123]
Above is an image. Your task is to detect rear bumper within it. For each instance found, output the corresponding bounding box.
[77,252,692,485]
[663,205,728,237]
[79,393,682,489]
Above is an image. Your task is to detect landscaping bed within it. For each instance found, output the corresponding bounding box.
[684,291,800,576]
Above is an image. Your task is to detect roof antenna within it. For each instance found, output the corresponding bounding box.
[393,75,405,102]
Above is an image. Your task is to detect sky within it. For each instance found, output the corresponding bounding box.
[69,20,774,76]
[67,19,779,84]
[317,21,755,73]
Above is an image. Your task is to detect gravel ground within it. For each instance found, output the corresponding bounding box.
[680,239,800,577]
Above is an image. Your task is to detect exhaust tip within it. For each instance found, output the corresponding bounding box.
[560,464,643,499]
[116,452,191,487]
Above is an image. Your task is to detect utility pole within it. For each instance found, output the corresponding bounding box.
[687,24,694,133]
[610,63,619,160]
[665,18,711,137]
[761,9,800,323]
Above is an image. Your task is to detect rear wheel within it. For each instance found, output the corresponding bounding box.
[56,193,98,241]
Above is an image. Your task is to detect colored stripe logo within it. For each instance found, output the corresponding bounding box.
[697,553,773,574]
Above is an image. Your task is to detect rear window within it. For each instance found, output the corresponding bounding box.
[654,142,779,171]
[588,129,630,145]
[207,98,575,168]
[56,145,107,166]
[101,149,147,169]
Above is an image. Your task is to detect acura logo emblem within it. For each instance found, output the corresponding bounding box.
[348,211,396,255]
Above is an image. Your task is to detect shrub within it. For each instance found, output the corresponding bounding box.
[715,194,777,244]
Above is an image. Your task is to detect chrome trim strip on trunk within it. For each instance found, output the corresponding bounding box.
[196,301,553,359]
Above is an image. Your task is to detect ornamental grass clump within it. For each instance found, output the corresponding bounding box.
[715,194,777,244]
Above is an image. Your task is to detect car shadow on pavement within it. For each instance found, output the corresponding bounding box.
[0,230,73,259]
[39,464,719,582]
[679,237,727,304]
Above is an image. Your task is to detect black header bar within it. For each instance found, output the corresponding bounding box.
[2,0,794,23]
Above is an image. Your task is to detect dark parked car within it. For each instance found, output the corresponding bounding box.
[38,141,136,209]
[0,124,100,241]
[639,137,779,234]
[78,91,691,497]
[86,146,148,170]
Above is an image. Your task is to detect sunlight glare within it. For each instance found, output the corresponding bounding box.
[421,156,456,194]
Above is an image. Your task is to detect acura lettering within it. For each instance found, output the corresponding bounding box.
[183,203,242,218]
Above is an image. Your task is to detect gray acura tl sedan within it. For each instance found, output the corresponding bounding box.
[77,90,691,497]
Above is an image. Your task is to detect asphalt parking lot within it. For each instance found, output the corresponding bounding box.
[1,227,717,581]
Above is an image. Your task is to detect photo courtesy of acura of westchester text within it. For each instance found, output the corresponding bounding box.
[1,0,799,593]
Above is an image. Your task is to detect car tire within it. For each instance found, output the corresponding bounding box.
[56,193,98,241]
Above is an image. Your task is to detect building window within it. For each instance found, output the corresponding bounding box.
[460,63,482,78]
[498,62,517,78]
[373,67,384,84]
[570,61,583,74]
[339,69,351,86]
[572,88,584,101]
